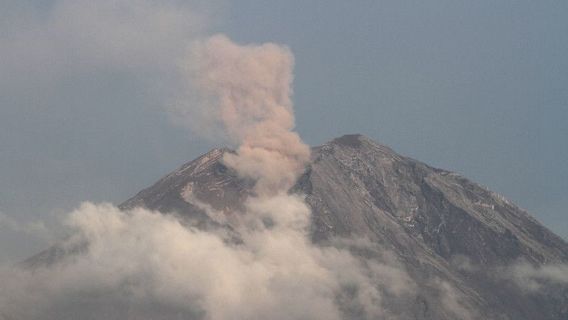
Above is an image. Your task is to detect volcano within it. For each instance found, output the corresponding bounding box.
[26,134,568,320]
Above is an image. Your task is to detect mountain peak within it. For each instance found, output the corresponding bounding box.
[330,134,366,147]
[117,134,568,319]
[29,134,568,320]
[325,133,398,155]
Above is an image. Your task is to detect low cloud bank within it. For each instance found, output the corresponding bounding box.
[0,202,413,320]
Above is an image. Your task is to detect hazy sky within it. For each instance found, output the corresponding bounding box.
[1,0,567,262]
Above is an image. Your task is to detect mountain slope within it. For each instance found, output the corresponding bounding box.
[296,135,568,319]
[25,134,567,319]
[119,134,568,320]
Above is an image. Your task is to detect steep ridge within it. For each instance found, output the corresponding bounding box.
[302,135,567,263]
[296,134,568,319]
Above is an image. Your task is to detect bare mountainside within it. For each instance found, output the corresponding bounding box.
[28,134,568,320]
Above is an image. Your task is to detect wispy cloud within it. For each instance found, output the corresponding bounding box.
[507,261,568,292]
[0,212,51,241]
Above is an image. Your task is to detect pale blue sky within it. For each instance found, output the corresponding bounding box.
[1,0,566,262]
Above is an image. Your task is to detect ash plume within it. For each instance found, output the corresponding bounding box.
[0,34,412,319]
[182,34,310,195]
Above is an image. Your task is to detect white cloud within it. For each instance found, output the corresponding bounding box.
[507,261,568,292]
[0,202,413,320]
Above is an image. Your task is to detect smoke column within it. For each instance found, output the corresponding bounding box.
[187,34,310,196]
